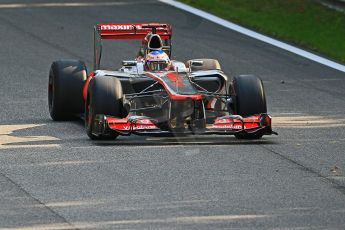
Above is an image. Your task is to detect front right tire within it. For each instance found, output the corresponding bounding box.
[85,76,124,140]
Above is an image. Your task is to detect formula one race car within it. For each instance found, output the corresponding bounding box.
[48,23,277,140]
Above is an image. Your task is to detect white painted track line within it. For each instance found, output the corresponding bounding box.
[159,0,345,73]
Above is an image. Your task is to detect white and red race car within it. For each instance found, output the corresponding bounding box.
[48,23,277,140]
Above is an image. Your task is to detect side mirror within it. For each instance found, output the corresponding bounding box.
[136,62,144,74]
[120,60,144,74]
[190,60,204,67]
[172,62,187,73]
[122,60,137,66]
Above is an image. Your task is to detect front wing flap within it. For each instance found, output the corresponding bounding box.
[91,114,277,137]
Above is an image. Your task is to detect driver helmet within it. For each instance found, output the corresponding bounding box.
[145,50,170,71]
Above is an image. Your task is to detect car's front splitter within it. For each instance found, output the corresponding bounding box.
[90,114,277,138]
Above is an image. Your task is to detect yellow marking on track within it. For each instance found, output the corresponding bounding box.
[0,124,59,149]
[273,115,345,128]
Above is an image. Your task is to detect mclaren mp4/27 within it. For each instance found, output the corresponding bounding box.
[48,23,277,140]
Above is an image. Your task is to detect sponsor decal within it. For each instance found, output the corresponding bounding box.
[121,126,130,130]
[110,121,157,131]
[100,24,142,31]
[135,119,153,125]
[213,124,243,129]
[113,124,157,130]
[134,125,158,130]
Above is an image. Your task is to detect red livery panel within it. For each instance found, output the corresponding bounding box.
[145,72,203,101]
[212,116,261,130]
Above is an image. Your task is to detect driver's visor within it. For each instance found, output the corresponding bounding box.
[146,61,169,71]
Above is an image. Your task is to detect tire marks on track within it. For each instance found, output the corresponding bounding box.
[261,145,345,196]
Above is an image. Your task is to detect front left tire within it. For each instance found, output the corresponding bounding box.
[232,75,267,139]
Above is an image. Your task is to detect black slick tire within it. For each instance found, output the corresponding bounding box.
[48,59,87,120]
[85,76,124,140]
[232,75,267,139]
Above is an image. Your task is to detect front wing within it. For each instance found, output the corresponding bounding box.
[91,114,277,137]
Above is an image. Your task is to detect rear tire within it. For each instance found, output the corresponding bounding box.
[186,58,221,71]
[48,59,87,120]
[232,75,267,139]
[85,76,124,140]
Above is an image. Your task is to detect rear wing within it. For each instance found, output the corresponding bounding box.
[94,23,172,70]
[96,23,172,39]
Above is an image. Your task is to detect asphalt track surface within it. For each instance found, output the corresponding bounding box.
[0,0,345,229]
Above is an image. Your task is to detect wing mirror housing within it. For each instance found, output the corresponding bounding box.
[121,61,144,74]
[172,62,188,73]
